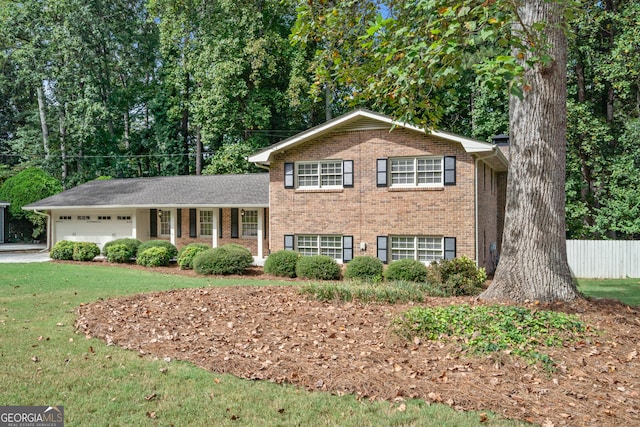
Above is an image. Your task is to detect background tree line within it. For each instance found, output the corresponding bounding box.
[1,0,638,240]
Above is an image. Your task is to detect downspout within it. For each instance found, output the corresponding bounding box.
[33,209,51,252]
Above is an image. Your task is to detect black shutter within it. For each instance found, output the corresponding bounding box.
[377,236,388,263]
[444,237,456,260]
[284,162,294,188]
[189,209,197,238]
[444,156,456,186]
[231,208,239,238]
[150,209,157,238]
[343,160,354,188]
[263,208,268,239]
[376,159,388,187]
[218,208,223,238]
[284,235,294,251]
[343,236,353,262]
[177,209,182,238]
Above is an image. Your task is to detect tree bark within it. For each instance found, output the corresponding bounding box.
[481,0,579,303]
[36,84,50,160]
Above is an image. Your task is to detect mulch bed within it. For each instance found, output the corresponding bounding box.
[71,261,640,426]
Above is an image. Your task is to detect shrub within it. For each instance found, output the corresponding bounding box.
[103,238,141,257]
[426,256,487,296]
[72,242,100,261]
[137,240,178,259]
[50,240,75,260]
[384,259,428,282]
[136,246,171,267]
[344,256,384,282]
[106,244,133,263]
[193,244,253,275]
[295,255,341,280]
[300,280,444,304]
[264,250,299,278]
[177,243,210,270]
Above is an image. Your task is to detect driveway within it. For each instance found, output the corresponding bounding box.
[0,244,51,263]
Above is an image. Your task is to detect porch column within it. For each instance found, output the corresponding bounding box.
[170,208,177,246]
[212,209,218,248]
[257,208,264,259]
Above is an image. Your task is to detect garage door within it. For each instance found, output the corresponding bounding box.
[54,211,134,250]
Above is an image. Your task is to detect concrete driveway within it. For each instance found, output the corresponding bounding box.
[0,244,51,263]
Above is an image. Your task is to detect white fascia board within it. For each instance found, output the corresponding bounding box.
[430,130,494,153]
[24,204,269,211]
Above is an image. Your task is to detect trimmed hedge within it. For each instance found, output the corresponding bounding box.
[72,242,100,261]
[105,244,132,263]
[193,244,253,275]
[177,243,211,270]
[344,256,384,282]
[103,238,141,258]
[384,259,428,282]
[295,255,341,280]
[50,240,76,260]
[264,250,299,278]
[136,246,171,267]
[137,240,178,259]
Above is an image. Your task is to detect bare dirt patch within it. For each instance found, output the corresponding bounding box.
[72,261,640,426]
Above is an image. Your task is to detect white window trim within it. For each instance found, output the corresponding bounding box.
[241,209,258,238]
[296,235,343,261]
[199,209,214,237]
[390,236,444,263]
[389,156,444,188]
[296,160,343,189]
[159,210,171,237]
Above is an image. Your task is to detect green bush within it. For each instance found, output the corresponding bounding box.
[50,240,76,260]
[177,243,210,270]
[426,256,488,296]
[344,256,384,282]
[106,244,133,263]
[136,246,171,267]
[137,240,178,259]
[295,255,341,280]
[72,242,100,261]
[300,280,444,304]
[384,259,428,282]
[193,244,253,275]
[103,238,141,257]
[264,250,299,278]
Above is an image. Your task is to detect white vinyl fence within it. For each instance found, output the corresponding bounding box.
[566,240,640,278]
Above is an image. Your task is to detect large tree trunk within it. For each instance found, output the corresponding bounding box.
[481,0,579,303]
[36,84,50,160]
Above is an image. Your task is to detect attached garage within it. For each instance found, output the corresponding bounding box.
[52,210,135,250]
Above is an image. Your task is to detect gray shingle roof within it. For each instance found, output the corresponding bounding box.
[24,174,269,209]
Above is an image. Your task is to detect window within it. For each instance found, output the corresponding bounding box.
[390,157,443,187]
[297,161,343,188]
[77,216,90,220]
[98,215,111,220]
[391,236,443,263]
[159,210,171,236]
[199,210,213,236]
[297,235,342,259]
[241,210,258,237]
[117,215,131,221]
[58,215,71,221]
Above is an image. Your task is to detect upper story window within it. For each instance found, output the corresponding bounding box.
[390,157,443,187]
[199,210,213,236]
[241,209,258,237]
[297,161,343,188]
[285,160,353,189]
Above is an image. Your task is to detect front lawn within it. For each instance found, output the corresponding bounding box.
[0,263,522,426]
[578,277,640,306]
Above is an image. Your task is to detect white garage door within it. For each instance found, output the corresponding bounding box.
[54,210,134,250]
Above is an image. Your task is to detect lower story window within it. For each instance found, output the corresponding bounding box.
[241,209,258,237]
[159,210,171,236]
[200,210,213,236]
[297,235,342,259]
[391,236,443,263]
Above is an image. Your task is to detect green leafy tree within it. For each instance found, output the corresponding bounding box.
[0,167,62,238]
[294,0,579,302]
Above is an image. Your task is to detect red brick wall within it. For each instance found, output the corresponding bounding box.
[269,128,487,263]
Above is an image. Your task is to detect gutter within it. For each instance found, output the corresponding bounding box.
[32,209,51,252]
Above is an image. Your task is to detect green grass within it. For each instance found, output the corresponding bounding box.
[0,263,523,426]
[577,278,640,307]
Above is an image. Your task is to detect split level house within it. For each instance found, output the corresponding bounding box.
[24,110,509,272]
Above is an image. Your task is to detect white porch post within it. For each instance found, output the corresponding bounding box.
[212,209,218,248]
[131,212,137,239]
[257,208,264,259]
[170,208,177,246]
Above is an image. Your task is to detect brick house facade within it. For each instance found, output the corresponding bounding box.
[250,110,508,272]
